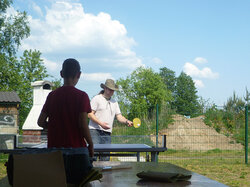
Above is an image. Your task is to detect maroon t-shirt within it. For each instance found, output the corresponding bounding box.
[42,86,91,148]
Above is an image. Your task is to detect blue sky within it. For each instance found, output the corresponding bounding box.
[10,0,250,106]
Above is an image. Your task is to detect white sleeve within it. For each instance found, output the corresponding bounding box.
[115,102,121,115]
[90,95,98,111]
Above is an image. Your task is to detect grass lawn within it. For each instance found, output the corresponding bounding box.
[159,149,250,187]
[0,154,8,181]
[166,159,250,187]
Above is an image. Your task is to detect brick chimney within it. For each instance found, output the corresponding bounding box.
[22,81,53,143]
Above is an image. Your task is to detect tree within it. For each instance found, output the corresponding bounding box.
[0,0,12,14]
[0,1,62,129]
[18,50,51,126]
[159,67,176,93]
[0,0,30,89]
[19,50,48,82]
[243,87,250,105]
[116,67,172,118]
[0,0,30,57]
[173,72,199,116]
[224,91,245,113]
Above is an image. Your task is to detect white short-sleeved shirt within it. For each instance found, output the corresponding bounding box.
[88,94,121,133]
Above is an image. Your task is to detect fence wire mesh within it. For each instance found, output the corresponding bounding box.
[112,105,249,164]
[0,106,249,164]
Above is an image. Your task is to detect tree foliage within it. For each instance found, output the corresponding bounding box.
[243,87,250,105]
[223,91,245,114]
[1,49,51,127]
[0,0,12,13]
[0,1,61,129]
[204,90,248,140]
[116,67,172,119]
[159,67,176,93]
[18,50,52,126]
[173,72,199,116]
[0,0,30,57]
[0,0,30,90]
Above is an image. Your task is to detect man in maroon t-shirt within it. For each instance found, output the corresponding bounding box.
[37,58,94,157]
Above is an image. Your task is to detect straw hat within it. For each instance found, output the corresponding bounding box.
[100,79,119,91]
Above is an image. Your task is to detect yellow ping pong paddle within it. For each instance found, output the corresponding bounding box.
[133,118,141,128]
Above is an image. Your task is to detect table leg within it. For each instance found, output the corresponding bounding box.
[151,152,156,162]
[146,152,149,162]
[137,152,140,162]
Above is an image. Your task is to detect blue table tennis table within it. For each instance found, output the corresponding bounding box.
[0,135,167,162]
[28,142,167,162]
[94,143,167,162]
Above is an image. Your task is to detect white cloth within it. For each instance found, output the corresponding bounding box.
[88,94,121,133]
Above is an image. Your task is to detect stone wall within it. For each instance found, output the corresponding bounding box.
[0,105,19,134]
[0,105,19,149]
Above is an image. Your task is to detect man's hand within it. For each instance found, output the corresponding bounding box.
[116,114,133,127]
[88,111,110,130]
[99,122,110,130]
[126,120,133,127]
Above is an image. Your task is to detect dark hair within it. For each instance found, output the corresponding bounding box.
[98,90,104,95]
[61,58,80,78]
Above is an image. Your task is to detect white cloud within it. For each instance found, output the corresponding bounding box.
[183,62,219,79]
[194,79,204,88]
[105,56,143,69]
[82,73,114,81]
[194,57,207,64]
[21,1,143,69]
[32,2,43,17]
[151,57,162,64]
[42,58,59,71]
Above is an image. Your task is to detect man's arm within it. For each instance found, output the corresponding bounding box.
[116,114,133,127]
[79,112,94,157]
[37,112,48,129]
[88,110,110,129]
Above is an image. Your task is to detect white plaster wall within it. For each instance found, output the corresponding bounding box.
[22,81,52,130]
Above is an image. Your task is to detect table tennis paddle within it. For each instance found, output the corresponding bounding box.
[133,118,141,128]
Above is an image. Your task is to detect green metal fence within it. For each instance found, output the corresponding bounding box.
[245,105,248,164]
[0,105,249,165]
[112,104,249,165]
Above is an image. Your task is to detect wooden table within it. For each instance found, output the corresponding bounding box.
[91,161,228,187]
[0,161,228,187]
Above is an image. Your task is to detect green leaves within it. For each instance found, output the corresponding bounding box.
[173,72,199,117]
[159,67,176,93]
[0,0,13,14]
[14,50,51,128]
[115,67,202,119]
[0,3,30,57]
[20,50,48,82]
[0,1,62,129]
[224,91,245,113]
[116,67,172,119]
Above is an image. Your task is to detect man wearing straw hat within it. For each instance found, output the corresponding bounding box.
[88,79,133,161]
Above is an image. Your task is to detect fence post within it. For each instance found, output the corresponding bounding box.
[156,104,159,144]
[156,104,159,162]
[245,105,248,164]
